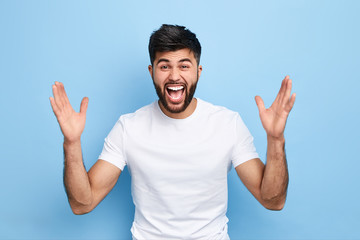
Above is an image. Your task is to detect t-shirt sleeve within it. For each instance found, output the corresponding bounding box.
[231,114,259,168]
[98,117,127,171]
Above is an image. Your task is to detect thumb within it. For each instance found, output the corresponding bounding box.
[255,96,265,113]
[80,97,89,115]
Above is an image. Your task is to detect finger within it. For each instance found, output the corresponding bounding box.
[279,76,289,100]
[59,82,71,106]
[49,96,60,117]
[52,83,64,109]
[285,93,296,112]
[282,78,292,104]
[275,76,288,104]
[55,81,67,107]
[80,97,89,116]
[255,95,266,113]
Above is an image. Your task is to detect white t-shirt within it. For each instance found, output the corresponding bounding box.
[99,98,259,240]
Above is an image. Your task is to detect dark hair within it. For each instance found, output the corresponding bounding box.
[148,24,201,65]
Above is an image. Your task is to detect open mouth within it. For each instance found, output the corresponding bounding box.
[165,85,185,103]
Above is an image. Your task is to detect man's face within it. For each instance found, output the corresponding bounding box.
[148,48,202,117]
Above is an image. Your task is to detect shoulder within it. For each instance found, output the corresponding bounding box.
[198,98,240,122]
[118,102,155,121]
[115,102,157,130]
[104,102,156,142]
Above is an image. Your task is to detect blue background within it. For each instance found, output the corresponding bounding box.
[1,0,359,239]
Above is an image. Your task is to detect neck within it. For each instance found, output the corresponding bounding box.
[159,98,197,119]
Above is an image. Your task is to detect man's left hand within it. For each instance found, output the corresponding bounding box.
[255,76,296,139]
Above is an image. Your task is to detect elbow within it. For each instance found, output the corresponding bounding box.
[261,193,286,211]
[263,200,285,211]
[69,199,94,215]
[71,204,93,215]
[71,207,92,215]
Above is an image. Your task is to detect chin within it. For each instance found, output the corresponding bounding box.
[164,102,188,114]
[153,79,198,115]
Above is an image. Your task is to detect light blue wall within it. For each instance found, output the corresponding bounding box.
[1,0,359,239]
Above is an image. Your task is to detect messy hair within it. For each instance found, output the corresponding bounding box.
[148,24,201,65]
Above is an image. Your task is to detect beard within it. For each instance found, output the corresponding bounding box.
[152,73,199,114]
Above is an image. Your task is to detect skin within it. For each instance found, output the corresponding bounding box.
[50,82,120,214]
[49,48,295,214]
[237,76,296,210]
[148,48,202,119]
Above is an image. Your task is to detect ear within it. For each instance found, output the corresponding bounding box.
[148,65,153,78]
[197,65,203,79]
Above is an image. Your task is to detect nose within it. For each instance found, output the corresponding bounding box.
[169,68,181,81]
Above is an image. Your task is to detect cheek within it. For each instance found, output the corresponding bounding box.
[153,72,168,84]
[185,70,199,83]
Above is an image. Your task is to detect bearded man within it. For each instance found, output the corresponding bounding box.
[50,24,296,240]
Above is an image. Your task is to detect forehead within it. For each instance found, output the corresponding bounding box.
[154,48,196,62]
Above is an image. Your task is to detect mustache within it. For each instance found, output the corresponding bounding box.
[151,70,199,87]
[165,81,187,89]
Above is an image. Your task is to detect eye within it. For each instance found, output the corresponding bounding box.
[181,65,189,69]
[160,65,168,70]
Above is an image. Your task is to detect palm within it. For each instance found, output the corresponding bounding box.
[255,76,296,139]
[57,107,86,140]
[50,82,88,143]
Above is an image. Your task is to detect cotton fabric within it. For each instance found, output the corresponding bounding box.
[99,98,259,239]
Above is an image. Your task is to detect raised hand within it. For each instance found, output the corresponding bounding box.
[49,82,89,143]
[255,76,296,139]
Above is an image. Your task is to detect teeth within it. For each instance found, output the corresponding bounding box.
[167,86,184,91]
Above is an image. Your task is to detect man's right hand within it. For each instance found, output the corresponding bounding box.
[49,82,89,143]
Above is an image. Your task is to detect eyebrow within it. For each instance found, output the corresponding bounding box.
[156,58,170,65]
[179,58,193,64]
[156,58,193,65]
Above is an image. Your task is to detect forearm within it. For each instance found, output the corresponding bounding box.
[63,140,93,213]
[260,135,288,209]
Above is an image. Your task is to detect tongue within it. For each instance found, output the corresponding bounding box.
[168,89,182,99]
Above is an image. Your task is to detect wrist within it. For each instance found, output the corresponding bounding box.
[63,137,81,146]
[63,138,83,164]
[267,134,285,143]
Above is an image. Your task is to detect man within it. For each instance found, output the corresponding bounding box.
[50,24,296,239]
